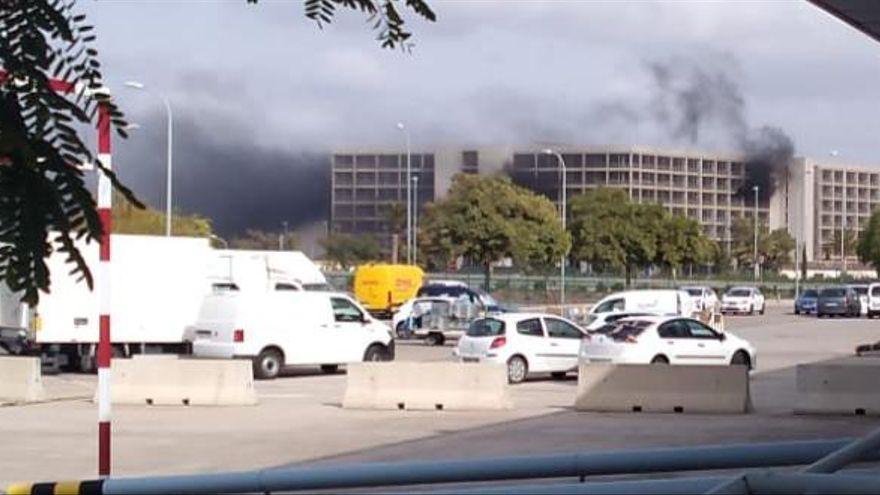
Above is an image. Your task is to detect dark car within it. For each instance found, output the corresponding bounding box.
[794,289,818,315]
[817,286,861,318]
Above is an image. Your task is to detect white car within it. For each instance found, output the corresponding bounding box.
[455,313,587,383]
[580,315,756,368]
[868,283,880,318]
[679,286,719,313]
[192,291,394,379]
[720,287,765,315]
[848,284,869,316]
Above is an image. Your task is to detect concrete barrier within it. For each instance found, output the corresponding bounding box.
[0,356,45,404]
[343,362,512,411]
[575,364,750,414]
[106,356,257,406]
[795,357,880,416]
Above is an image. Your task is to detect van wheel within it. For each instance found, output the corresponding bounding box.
[320,364,339,374]
[425,332,445,346]
[507,356,528,384]
[253,349,283,380]
[363,345,389,362]
[651,355,669,364]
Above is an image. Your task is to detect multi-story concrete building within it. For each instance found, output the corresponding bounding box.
[330,145,878,264]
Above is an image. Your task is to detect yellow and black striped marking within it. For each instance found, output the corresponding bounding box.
[4,480,103,495]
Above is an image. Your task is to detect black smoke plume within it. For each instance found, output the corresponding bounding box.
[113,110,330,237]
[646,57,794,202]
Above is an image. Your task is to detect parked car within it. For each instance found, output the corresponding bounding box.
[679,286,719,313]
[817,286,861,318]
[868,282,880,318]
[192,291,395,379]
[586,290,697,329]
[454,313,587,384]
[720,287,765,315]
[848,284,869,316]
[580,315,755,368]
[794,289,818,315]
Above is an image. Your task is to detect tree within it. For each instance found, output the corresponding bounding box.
[730,216,794,272]
[418,174,569,289]
[858,210,880,274]
[383,202,406,263]
[655,214,714,279]
[568,188,663,287]
[114,196,213,238]
[1,0,436,305]
[229,229,297,251]
[321,233,381,270]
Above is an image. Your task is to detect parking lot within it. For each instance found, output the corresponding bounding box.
[2,304,879,485]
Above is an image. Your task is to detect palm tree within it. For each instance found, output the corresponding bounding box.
[386,203,407,263]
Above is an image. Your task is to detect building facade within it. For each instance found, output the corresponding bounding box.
[331,145,878,264]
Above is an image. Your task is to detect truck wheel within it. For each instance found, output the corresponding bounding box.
[253,349,283,380]
[425,332,445,346]
[320,364,339,374]
[363,344,390,362]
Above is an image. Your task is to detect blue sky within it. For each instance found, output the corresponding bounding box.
[80,1,880,233]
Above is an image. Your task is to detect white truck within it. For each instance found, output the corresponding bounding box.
[0,235,330,371]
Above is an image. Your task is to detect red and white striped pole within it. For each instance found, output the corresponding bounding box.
[96,102,113,477]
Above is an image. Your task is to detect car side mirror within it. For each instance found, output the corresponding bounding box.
[361,314,370,324]
[719,333,726,341]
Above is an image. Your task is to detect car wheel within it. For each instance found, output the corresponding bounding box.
[794,308,800,315]
[749,305,755,316]
[650,355,669,364]
[730,350,750,368]
[550,371,567,380]
[759,304,765,315]
[363,345,390,362]
[253,348,283,380]
[425,332,445,346]
[320,364,339,374]
[506,356,528,384]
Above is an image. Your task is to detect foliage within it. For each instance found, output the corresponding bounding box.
[825,228,858,260]
[0,0,135,305]
[730,216,795,270]
[418,174,569,287]
[321,233,381,269]
[568,188,714,286]
[251,0,437,51]
[229,229,296,251]
[114,195,212,238]
[857,210,880,274]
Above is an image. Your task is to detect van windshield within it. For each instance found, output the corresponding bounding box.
[466,318,505,337]
[851,286,868,296]
[593,298,625,314]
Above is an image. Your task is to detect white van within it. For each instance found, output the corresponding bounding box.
[192,291,394,379]
[585,290,696,330]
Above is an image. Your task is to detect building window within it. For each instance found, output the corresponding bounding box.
[462,150,479,173]
[335,155,354,169]
[355,155,376,169]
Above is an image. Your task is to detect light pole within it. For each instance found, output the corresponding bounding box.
[396,122,412,265]
[280,221,289,251]
[412,175,419,265]
[753,185,759,281]
[125,81,173,237]
[543,149,567,308]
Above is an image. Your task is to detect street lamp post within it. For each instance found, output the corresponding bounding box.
[412,175,419,265]
[753,185,760,281]
[396,123,412,265]
[280,221,289,251]
[543,149,567,308]
[125,81,173,237]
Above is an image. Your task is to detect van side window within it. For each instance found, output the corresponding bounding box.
[331,298,363,323]
[516,318,544,337]
[275,283,301,291]
[594,298,625,313]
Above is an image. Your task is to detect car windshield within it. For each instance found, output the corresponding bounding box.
[417,286,467,298]
[466,318,505,337]
[801,289,818,298]
[684,288,702,296]
[820,288,846,298]
[851,287,868,296]
[727,289,751,297]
